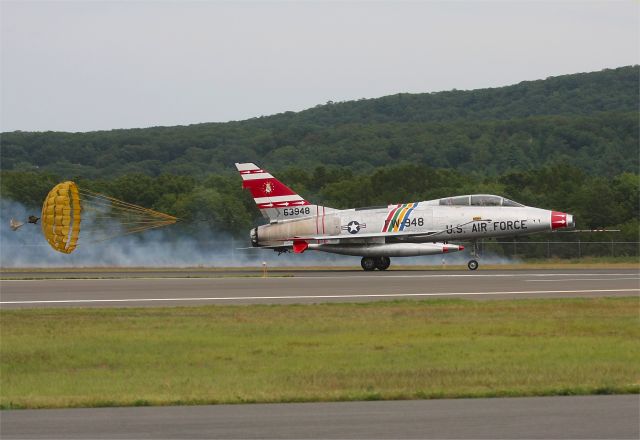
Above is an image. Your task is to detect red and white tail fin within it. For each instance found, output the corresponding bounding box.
[236,163,334,221]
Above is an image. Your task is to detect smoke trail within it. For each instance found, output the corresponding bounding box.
[0,198,518,268]
[0,198,354,267]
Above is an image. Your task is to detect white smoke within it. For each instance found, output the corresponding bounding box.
[0,198,354,267]
[0,198,517,268]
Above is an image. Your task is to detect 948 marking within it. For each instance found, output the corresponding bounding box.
[384,217,424,229]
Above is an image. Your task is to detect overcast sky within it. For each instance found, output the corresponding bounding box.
[1,1,638,132]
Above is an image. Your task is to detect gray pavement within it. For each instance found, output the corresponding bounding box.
[2,395,638,439]
[0,269,638,308]
[1,267,638,280]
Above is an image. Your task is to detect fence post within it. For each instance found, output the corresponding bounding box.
[611,239,614,257]
[547,241,550,258]
[578,240,581,258]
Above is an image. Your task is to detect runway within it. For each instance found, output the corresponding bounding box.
[0,269,638,308]
[2,395,638,439]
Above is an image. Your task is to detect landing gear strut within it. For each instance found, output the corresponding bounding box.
[467,240,479,271]
[361,256,391,271]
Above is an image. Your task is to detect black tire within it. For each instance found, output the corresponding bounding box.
[468,259,479,271]
[361,257,377,271]
[374,256,391,271]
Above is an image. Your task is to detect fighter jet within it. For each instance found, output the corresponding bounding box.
[236,163,575,270]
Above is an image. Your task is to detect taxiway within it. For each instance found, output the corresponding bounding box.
[2,395,638,439]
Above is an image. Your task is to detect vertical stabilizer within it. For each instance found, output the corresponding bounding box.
[235,163,335,222]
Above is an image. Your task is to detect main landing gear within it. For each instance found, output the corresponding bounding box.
[361,256,391,271]
[467,240,479,271]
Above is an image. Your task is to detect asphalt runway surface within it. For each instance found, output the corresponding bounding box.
[0,269,638,308]
[2,395,638,439]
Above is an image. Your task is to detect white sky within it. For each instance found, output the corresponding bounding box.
[1,1,638,132]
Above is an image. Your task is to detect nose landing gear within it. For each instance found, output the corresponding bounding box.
[361,256,391,271]
[467,240,480,271]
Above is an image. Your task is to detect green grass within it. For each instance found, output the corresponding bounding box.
[1,298,639,409]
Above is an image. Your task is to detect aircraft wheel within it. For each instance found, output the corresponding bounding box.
[361,257,377,271]
[374,256,391,271]
[467,259,479,271]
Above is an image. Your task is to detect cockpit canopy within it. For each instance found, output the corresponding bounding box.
[433,194,525,207]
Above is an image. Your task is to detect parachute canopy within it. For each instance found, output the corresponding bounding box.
[41,181,178,254]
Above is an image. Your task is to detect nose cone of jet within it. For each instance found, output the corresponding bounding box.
[551,211,575,230]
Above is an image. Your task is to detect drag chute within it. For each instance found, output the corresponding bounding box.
[41,181,178,254]
[10,218,25,231]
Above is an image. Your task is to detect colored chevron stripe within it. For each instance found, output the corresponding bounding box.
[392,204,410,232]
[400,202,418,231]
[382,204,401,232]
[382,203,418,232]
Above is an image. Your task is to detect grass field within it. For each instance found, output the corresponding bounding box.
[1,298,639,409]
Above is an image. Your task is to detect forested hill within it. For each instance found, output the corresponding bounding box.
[262,65,639,125]
[1,65,638,178]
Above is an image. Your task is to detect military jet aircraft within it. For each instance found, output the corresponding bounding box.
[237,163,575,270]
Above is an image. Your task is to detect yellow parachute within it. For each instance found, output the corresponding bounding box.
[41,181,177,254]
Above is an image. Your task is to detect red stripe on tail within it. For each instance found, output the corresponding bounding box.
[242,178,298,198]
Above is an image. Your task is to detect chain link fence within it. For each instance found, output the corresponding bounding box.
[478,240,639,259]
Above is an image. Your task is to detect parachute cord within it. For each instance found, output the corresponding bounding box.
[83,219,177,225]
[79,195,173,219]
[88,221,177,243]
[79,190,177,221]
[78,195,173,220]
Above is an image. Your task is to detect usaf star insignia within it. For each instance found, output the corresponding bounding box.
[341,220,367,234]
